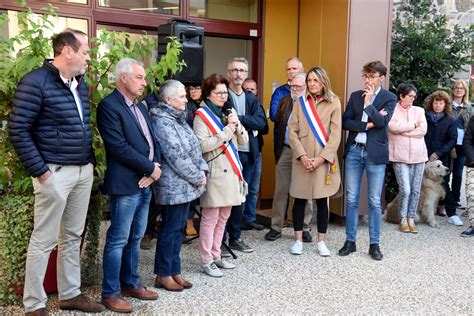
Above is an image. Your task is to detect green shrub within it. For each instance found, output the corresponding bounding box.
[390,0,473,107]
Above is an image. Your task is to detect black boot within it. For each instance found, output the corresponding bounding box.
[338,240,356,256]
[369,243,383,261]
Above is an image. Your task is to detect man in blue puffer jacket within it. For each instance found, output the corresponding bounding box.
[8,29,104,315]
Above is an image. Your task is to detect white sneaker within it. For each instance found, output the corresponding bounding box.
[214,259,236,269]
[202,261,223,277]
[317,241,331,257]
[290,240,303,255]
[448,215,463,226]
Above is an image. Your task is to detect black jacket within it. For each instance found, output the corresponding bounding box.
[273,95,293,163]
[463,116,474,167]
[226,90,267,163]
[97,89,162,195]
[9,60,94,177]
[425,113,457,167]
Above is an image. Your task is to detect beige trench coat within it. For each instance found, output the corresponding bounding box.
[193,105,249,208]
[288,95,342,199]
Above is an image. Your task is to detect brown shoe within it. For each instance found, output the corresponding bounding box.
[25,308,48,316]
[59,294,105,313]
[155,275,184,292]
[399,217,410,233]
[102,295,133,313]
[172,274,193,289]
[185,226,198,237]
[121,287,159,300]
[407,217,418,234]
[436,206,446,217]
[140,234,153,250]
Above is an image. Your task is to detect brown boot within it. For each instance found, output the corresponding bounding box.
[59,294,105,313]
[155,275,184,292]
[25,308,48,316]
[102,295,133,313]
[172,274,193,289]
[399,217,410,233]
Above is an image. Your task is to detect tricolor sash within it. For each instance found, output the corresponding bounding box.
[195,107,244,181]
[299,95,328,147]
[298,95,337,184]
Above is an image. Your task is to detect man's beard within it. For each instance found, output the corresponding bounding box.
[291,91,305,102]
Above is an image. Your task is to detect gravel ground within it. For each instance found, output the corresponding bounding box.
[2,212,472,315]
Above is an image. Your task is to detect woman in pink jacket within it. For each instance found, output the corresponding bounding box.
[388,83,428,233]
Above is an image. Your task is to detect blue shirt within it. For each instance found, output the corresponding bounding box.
[354,87,381,144]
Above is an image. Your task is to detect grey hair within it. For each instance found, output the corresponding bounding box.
[227,57,249,69]
[115,58,144,78]
[291,72,306,80]
[287,57,303,69]
[159,79,185,102]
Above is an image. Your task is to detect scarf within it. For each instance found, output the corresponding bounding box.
[205,99,227,126]
[427,111,445,124]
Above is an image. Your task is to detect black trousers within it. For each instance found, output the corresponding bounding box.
[293,197,329,233]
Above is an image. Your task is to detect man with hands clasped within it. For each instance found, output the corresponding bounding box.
[97,58,161,313]
[339,61,397,261]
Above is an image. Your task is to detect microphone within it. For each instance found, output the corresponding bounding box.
[222,101,233,116]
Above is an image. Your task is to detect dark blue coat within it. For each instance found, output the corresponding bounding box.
[226,90,268,163]
[9,60,94,178]
[425,113,457,167]
[97,89,161,195]
[463,116,474,167]
[342,88,397,164]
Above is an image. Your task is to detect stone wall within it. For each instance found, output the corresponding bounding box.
[393,0,473,81]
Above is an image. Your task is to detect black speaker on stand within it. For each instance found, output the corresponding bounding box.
[158,19,204,85]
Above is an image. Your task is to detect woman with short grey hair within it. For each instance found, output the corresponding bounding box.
[150,79,208,291]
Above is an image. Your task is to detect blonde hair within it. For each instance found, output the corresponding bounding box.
[305,66,337,103]
[451,80,469,105]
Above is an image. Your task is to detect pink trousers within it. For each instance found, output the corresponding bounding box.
[199,206,232,264]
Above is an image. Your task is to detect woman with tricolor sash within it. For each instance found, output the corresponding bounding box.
[288,66,342,256]
[193,74,249,277]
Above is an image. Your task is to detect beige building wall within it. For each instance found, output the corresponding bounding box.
[261,0,393,216]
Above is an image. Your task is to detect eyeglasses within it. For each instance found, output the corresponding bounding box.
[290,84,305,90]
[361,74,381,80]
[212,91,228,97]
[228,69,248,74]
[406,94,417,99]
[189,86,201,92]
[454,87,465,90]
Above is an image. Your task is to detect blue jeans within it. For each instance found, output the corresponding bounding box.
[451,145,466,203]
[344,145,386,244]
[154,202,189,276]
[225,152,254,242]
[102,188,152,298]
[393,162,424,218]
[242,152,262,223]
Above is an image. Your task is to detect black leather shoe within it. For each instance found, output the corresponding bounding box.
[302,231,312,242]
[241,221,264,231]
[264,229,282,241]
[338,240,356,256]
[248,221,264,230]
[369,243,383,261]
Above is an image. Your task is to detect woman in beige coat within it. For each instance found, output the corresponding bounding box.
[288,66,342,256]
[193,74,248,277]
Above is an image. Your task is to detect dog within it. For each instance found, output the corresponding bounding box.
[384,160,449,227]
